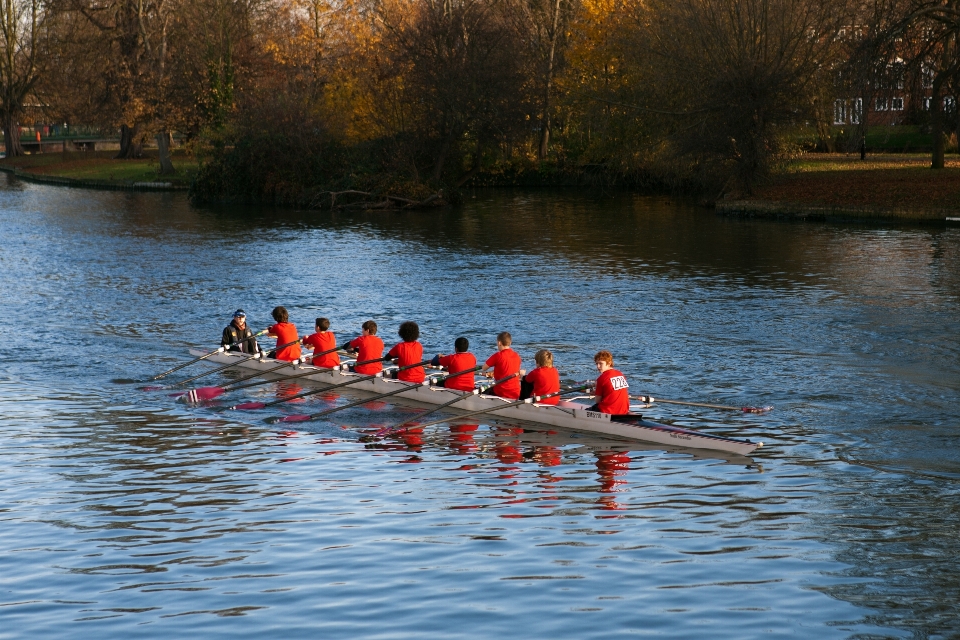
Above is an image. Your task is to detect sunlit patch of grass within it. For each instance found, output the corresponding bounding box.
[1,150,198,185]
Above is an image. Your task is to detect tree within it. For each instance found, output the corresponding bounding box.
[372,0,533,185]
[0,0,47,157]
[641,0,844,194]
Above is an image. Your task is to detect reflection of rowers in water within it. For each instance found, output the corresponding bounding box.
[595,450,631,511]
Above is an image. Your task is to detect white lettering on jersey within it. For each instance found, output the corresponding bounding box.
[610,376,628,390]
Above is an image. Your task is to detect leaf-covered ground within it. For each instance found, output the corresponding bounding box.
[750,154,960,211]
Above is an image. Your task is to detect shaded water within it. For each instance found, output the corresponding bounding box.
[1,174,958,637]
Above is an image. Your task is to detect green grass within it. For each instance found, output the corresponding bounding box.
[1,150,198,186]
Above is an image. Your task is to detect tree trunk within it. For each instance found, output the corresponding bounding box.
[115,124,144,159]
[2,113,25,157]
[932,77,945,170]
[156,131,175,175]
[538,0,562,161]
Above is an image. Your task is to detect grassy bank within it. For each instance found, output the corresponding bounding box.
[0,150,198,187]
[724,153,960,219]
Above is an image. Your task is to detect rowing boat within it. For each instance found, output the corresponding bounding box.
[188,350,763,456]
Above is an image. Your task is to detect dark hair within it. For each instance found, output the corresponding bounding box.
[362,320,378,335]
[398,321,419,342]
[316,317,330,331]
[454,337,469,353]
[272,306,289,323]
[497,331,512,346]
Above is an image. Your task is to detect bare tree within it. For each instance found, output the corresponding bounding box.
[0,0,47,156]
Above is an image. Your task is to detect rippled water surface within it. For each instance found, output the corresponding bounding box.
[1,174,958,638]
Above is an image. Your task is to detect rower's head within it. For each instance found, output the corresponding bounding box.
[535,349,554,368]
[496,331,512,350]
[232,309,247,328]
[272,306,289,323]
[316,317,330,332]
[594,350,614,373]
[362,320,378,336]
[398,321,419,342]
[454,337,469,353]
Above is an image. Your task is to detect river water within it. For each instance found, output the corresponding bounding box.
[1,174,958,638]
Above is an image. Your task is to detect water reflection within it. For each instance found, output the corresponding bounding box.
[2,177,959,636]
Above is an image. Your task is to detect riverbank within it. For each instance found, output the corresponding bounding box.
[0,150,197,190]
[718,154,960,221]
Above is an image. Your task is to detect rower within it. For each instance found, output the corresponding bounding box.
[267,306,302,361]
[587,350,630,415]
[519,349,560,405]
[386,321,425,383]
[431,337,476,391]
[480,331,522,399]
[301,317,340,369]
[343,320,384,375]
[222,309,259,353]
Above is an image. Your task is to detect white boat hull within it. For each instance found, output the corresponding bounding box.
[190,350,763,456]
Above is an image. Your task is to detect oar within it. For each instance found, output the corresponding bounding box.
[406,383,591,432]
[265,365,484,424]
[632,395,773,413]
[168,338,301,387]
[228,359,433,410]
[372,371,521,438]
[177,345,347,402]
[150,329,268,380]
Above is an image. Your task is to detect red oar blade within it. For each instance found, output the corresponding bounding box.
[176,387,226,403]
[273,414,313,423]
[743,405,774,413]
[231,402,266,410]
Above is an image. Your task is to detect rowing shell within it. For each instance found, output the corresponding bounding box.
[189,350,763,456]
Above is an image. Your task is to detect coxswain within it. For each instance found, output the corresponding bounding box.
[344,320,385,375]
[431,337,476,391]
[301,317,340,369]
[267,306,302,361]
[519,349,561,405]
[386,321,425,383]
[587,350,630,415]
[480,331,522,399]
[221,309,259,353]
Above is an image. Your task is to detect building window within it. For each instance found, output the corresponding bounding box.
[891,97,904,110]
[945,96,956,111]
[923,97,932,110]
[876,97,888,111]
[851,98,862,124]
[834,99,847,124]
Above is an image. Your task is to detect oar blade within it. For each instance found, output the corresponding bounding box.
[274,414,313,423]
[176,387,226,403]
[743,405,774,413]
[231,402,266,410]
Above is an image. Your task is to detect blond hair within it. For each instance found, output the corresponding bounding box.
[535,349,554,368]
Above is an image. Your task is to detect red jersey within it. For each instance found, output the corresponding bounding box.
[387,341,425,383]
[349,335,385,375]
[485,349,522,399]
[523,366,561,405]
[439,352,477,391]
[595,369,630,415]
[302,331,340,369]
[269,322,302,361]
